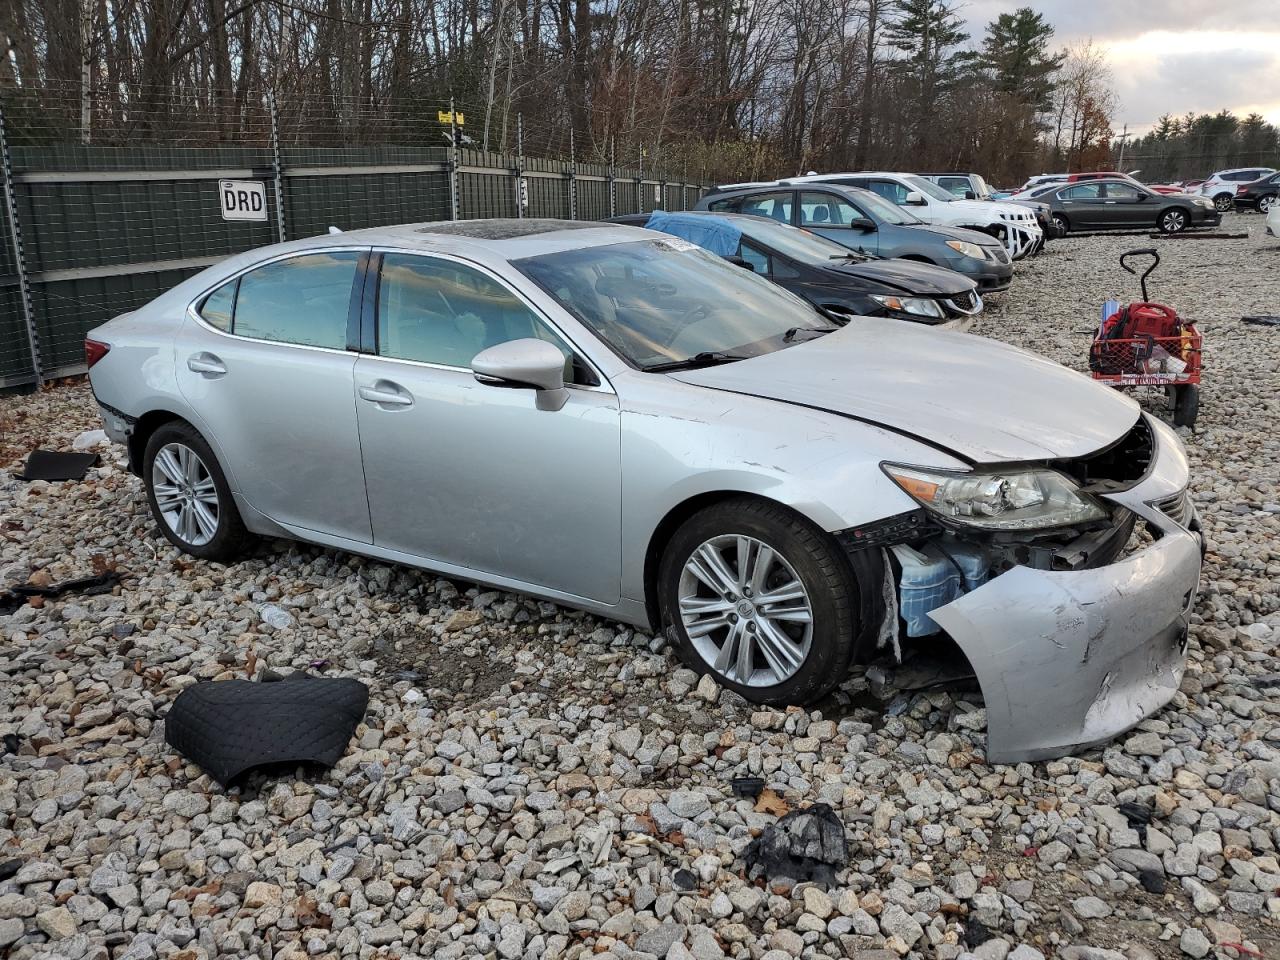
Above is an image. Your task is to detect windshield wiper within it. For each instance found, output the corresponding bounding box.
[642,352,750,372]
[783,326,839,342]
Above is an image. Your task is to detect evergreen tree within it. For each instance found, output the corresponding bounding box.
[980,7,1063,114]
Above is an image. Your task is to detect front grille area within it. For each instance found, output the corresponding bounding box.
[1152,488,1194,527]
[946,290,981,314]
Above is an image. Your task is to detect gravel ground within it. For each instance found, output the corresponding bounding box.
[1,213,1278,960]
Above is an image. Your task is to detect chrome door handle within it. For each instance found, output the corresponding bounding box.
[187,353,226,376]
[359,383,413,407]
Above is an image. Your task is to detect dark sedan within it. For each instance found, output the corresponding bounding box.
[608,210,982,328]
[1236,172,1280,214]
[1041,179,1221,234]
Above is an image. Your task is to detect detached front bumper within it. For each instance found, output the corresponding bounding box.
[930,417,1203,763]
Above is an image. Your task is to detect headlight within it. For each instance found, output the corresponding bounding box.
[882,464,1108,530]
[870,294,945,319]
[1195,197,1214,209]
[945,239,986,260]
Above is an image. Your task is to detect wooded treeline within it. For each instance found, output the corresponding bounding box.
[1122,111,1280,183]
[2,0,1122,184]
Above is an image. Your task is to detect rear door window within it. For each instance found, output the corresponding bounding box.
[737,192,794,224]
[1061,183,1103,199]
[232,252,360,349]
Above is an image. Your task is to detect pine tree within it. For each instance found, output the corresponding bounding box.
[980,7,1063,115]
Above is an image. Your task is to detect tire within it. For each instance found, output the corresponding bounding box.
[1051,213,1069,235]
[658,497,881,706]
[1174,385,1200,429]
[1158,208,1188,233]
[143,421,251,562]
[1260,194,1276,215]
[1212,193,1234,213]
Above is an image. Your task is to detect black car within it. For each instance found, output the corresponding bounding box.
[1235,172,1280,214]
[1040,179,1221,234]
[607,210,983,327]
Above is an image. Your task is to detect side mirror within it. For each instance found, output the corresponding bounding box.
[903,191,926,205]
[725,255,756,271]
[472,338,569,412]
[964,190,976,200]
[849,217,876,231]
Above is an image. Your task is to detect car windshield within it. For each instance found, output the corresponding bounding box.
[903,175,958,202]
[736,217,867,264]
[853,189,920,225]
[513,239,828,369]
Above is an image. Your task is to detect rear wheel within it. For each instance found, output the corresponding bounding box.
[1158,208,1188,233]
[1051,213,1069,235]
[1174,385,1200,428]
[143,421,250,562]
[658,497,880,705]
[1212,193,1234,213]
[1260,194,1276,214]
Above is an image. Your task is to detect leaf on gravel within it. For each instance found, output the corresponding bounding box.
[27,570,52,588]
[754,788,789,817]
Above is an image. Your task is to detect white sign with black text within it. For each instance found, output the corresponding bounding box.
[218,179,268,222]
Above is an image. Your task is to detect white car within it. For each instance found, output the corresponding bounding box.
[718,172,1043,259]
[1198,167,1277,212]
[1267,199,1280,238]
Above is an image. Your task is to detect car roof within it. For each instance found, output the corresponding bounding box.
[269,219,649,262]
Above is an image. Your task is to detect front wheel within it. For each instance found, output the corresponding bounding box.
[143,421,251,562]
[658,497,880,705]
[1051,213,1069,236]
[1158,208,1188,233]
[1260,194,1276,214]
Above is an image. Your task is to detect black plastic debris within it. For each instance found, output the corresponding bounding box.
[0,860,20,882]
[1119,800,1154,826]
[1138,869,1166,894]
[1242,315,1280,327]
[743,803,848,888]
[672,868,698,891]
[0,572,121,615]
[962,917,993,948]
[16,449,99,481]
[165,672,369,787]
[2,733,18,755]
[730,777,765,800]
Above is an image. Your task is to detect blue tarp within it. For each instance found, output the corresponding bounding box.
[644,211,743,258]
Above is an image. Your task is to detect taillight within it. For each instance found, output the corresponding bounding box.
[85,338,110,369]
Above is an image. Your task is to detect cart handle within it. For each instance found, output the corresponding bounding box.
[1120,248,1159,302]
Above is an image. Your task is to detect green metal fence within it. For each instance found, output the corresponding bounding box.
[0,105,706,387]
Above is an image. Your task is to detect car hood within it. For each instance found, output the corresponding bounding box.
[823,257,976,297]
[945,197,1035,221]
[899,222,1003,248]
[668,319,1140,463]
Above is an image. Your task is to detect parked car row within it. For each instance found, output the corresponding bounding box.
[86,215,1205,762]
[1019,166,1280,215]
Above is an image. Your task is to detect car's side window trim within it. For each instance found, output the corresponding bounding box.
[185,246,372,356]
[348,251,375,352]
[365,246,612,393]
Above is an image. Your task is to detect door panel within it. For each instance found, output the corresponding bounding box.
[354,360,622,602]
[176,324,372,542]
[1057,184,1104,227]
[1100,183,1149,225]
[175,251,371,542]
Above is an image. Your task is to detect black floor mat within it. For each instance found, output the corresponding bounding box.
[17,449,100,481]
[165,672,369,786]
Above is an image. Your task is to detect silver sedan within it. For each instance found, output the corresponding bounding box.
[87,219,1202,761]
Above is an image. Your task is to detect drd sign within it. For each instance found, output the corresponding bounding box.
[219,179,268,222]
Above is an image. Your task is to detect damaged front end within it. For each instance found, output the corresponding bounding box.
[842,414,1203,763]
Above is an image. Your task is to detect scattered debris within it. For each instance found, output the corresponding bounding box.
[0,571,121,615]
[0,860,20,882]
[1145,231,1249,240]
[743,803,848,888]
[672,868,698,891]
[1242,315,1280,327]
[15,449,100,481]
[729,777,765,799]
[71,429,110,451]
[753,788,790,817]
[2,733,18,755]
[164,672,369,786]
[962,917,994,948]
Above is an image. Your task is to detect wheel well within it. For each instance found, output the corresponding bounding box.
[642,491,806,633]
[127,410,185,476]
[898,254,935,265]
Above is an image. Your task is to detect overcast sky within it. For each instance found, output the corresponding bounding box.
[958,1,1280,134]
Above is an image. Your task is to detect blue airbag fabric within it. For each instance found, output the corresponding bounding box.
[645,211,742,257]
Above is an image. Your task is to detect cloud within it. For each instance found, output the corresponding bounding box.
[954,4,1280,132]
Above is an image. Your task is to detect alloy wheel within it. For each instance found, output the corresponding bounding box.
[1213,194,1234,213]
[677,534,813,687]
[1261,195,1275,214]
[1161,210,1186,232]
[151,442,220,546]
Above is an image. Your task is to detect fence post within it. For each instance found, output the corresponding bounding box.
[567,128,577,221]
[515,113,525,218]
[268,93,287,243]
[448,98,460,221]
[638,143,644,212]
[608,137,616,219]
[0,102,43,386]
